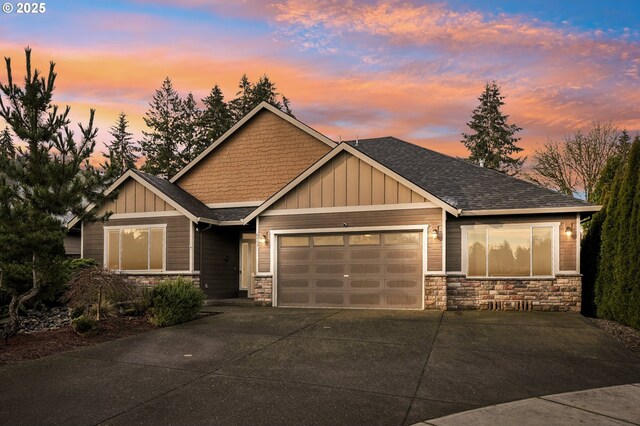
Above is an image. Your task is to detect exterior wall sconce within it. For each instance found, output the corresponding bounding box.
[565,224,575,238]
[431,226,440,239]
[258,233,268,245]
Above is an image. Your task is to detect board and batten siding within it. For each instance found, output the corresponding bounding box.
[83,216,192,271]
[271,151,427,210]
[258,208,443,273]
[445,213,579,273]
[99,178,175,215]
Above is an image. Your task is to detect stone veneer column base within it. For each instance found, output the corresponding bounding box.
[424,275,447,310]
[124,273,200,287]
[254,275,273,306]
[446,275,582,312]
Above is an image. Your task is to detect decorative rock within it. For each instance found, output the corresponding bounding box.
[17,307,72,334]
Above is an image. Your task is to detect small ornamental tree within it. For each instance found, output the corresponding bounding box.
[0,49,108,338]
[461,82,524,175]
[64,267,137,321]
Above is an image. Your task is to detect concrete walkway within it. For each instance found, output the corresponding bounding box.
[415,383,640,425]
[1,307,639,425]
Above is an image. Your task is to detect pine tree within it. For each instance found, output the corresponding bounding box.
[461,82,524,175]
[140,77,183,179]
[178,92,202,163]
[0,49,108,337]
[229,74,254,123]
[0,126,13,159]
[228,74,294,123]
[199,84,232,146]
[595,136,640,327]
[102,112,139,185]
[617,129,631,158]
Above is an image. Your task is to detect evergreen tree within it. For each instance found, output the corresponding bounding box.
[0,126,13,159]
[461,82,524,175]
[229,74,254,123]
[0,49,108,337]
[617,129,631,158]
[198,84,231,149]
[595,136,640,328]
[228,74,294,123]
[102,112,139,185]
[178,92,202,163]
[140,77,183,179]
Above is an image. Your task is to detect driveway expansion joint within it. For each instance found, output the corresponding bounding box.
[402,311,444,425]
[538,395,639,424]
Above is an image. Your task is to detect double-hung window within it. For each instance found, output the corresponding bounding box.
[106,225,166,271]
[464,224,555,278]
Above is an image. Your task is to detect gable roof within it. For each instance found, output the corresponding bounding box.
[347,137,600,215]
[169,101,337,183]
[68,169,255,228]
[244,142,461,223]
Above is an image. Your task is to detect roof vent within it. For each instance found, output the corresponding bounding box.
[355,135,359,146]
[478,159,485,167]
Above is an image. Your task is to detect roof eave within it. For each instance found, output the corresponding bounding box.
[459,205,602,216]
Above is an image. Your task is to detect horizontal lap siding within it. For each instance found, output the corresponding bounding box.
[199,227,239,299]
[82,216,192,271]
[445,213,578,273]
[258,208,442,273]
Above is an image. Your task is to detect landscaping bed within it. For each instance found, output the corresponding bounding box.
[0,316,157,367]
[591,318,640,354]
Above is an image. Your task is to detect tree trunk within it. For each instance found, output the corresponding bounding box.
[97,287,102,321]
[4,252,42,339]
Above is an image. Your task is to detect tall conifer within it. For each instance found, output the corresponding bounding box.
[461,82,524,175]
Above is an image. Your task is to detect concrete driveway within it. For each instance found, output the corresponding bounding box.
[1,307,639,426]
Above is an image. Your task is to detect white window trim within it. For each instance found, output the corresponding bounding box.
[460,222,560,279]
[103,224,167,273]
[268,225,429,310]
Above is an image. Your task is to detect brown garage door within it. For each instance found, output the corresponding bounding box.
[277,231,423,309]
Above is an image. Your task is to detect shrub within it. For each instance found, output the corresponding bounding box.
[148,278,204,327]
[71,315,98,336]
[65,258,99,274]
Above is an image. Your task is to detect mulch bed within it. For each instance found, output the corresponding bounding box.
[591,318,640,353]
[0,316,157,368]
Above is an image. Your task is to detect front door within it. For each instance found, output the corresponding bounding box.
[239,233,256,296]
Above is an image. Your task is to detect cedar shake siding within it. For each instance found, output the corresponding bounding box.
[257,208,443,273]
[445,213,579,273]
[199,226,240,299]
[270,151,427,210]
[175,110,332,204]
[99,178,176,215]
[83,216,192,271]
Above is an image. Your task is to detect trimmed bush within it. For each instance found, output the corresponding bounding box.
[594,136,640,329]
[148,278,205,327]
[71,315,98,336]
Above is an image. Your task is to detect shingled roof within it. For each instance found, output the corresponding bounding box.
[346,137,596,213]
[132,170,256,223]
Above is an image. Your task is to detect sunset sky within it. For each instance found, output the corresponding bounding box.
[1,0,639,160]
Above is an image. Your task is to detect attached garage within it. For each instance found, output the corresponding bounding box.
[276,230,424,309]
